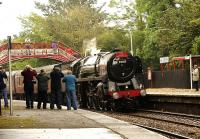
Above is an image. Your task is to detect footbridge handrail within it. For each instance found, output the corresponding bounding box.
[0,42,81,64]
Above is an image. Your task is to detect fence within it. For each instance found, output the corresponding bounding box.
[144,69,191,89]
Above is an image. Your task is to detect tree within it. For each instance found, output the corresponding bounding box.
[97,27,128,52]
[18,0,106,55]
[156,0,200,56]
[18,13,53,42]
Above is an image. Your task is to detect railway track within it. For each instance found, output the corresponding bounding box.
[90,109,200,138]
[130,110,200,129]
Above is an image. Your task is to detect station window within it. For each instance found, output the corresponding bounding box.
[18,77,23,86]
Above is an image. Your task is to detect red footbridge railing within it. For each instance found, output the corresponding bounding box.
[0,42,81,64]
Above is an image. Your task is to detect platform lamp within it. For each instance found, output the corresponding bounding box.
[126,27,133,56]
[8,36,13,116]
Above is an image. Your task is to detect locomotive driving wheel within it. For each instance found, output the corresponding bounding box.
[85,83,95,109]
[96,87,105,110]
[87,94,94,109]
[110,100,121,112]
[92,95,100,110]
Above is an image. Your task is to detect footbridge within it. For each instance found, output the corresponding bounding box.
[0,42,81,64]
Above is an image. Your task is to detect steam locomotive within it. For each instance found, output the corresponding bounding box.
[71,50,146,111]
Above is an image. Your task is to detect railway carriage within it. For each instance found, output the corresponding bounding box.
[11,65,68,99]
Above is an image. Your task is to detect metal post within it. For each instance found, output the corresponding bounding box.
[0,97,1,115]
[190,54,193,90]
[130,30,133,55]
[7,36,13,116]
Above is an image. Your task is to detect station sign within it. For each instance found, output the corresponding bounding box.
[160,57,169,64]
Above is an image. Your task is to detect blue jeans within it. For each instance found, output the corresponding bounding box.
[0,88,8,107]
[66,89,78,110]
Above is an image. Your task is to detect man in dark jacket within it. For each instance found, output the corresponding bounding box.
[36,69,50,109]
[50,67,64,109]
[0,66,8,108]
[21,65,37,109]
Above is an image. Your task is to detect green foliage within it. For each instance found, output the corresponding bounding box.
[132,0,200,69]
[192,36,200,55]
[97,28,129,52]
[18,13,53,42]
[3,58,59,71]
[132,30,145,56]
[17,0,105,55]
[156,0,200,56]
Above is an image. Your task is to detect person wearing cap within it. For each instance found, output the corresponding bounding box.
[21,65,37,109]
[62,70,78,110]
[0,66,9,108]
[192,65,199,91]
[50,66,64,109]
[36,69,50,109]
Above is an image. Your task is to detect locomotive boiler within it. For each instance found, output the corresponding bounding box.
[71,50,146,111]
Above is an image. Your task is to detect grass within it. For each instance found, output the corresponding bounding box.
[0,117,36,128]
[0,107,38,128]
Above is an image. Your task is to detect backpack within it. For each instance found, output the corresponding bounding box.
[0,81,6,90]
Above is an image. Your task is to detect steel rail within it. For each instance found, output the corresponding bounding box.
[137,109,200,119]
[132,123,192,139]
[129,114,200,128]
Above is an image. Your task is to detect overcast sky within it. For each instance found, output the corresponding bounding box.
[0,0,112,40]
[0,0,47,40]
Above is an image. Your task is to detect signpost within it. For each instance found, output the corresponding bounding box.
[7,36,13,116]
[160,57,169,64]
[160,57,169,79]
[189,55,192,90]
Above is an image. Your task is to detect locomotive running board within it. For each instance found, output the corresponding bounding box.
[77,76,103,82]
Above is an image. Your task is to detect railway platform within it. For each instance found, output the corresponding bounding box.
[145,88,200,115]
[146,88,200,96]
[0,100,168,139]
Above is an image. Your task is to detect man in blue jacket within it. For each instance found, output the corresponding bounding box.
[62,70,78,110]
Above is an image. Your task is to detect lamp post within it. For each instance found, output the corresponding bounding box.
[190,54,193,90]
[129,30,133,55]
[8,36,13,116]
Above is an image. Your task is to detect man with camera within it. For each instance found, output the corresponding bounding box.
[21,65,37,109]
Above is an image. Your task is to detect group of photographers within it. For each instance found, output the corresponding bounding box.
[22,65,78,110]
[0,65,78,110]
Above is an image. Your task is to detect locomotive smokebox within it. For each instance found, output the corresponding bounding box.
[107,52,142,83]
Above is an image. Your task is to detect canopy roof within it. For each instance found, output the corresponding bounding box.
[172,55,200,61]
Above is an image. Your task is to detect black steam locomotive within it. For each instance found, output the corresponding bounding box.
[71,50,146,111]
